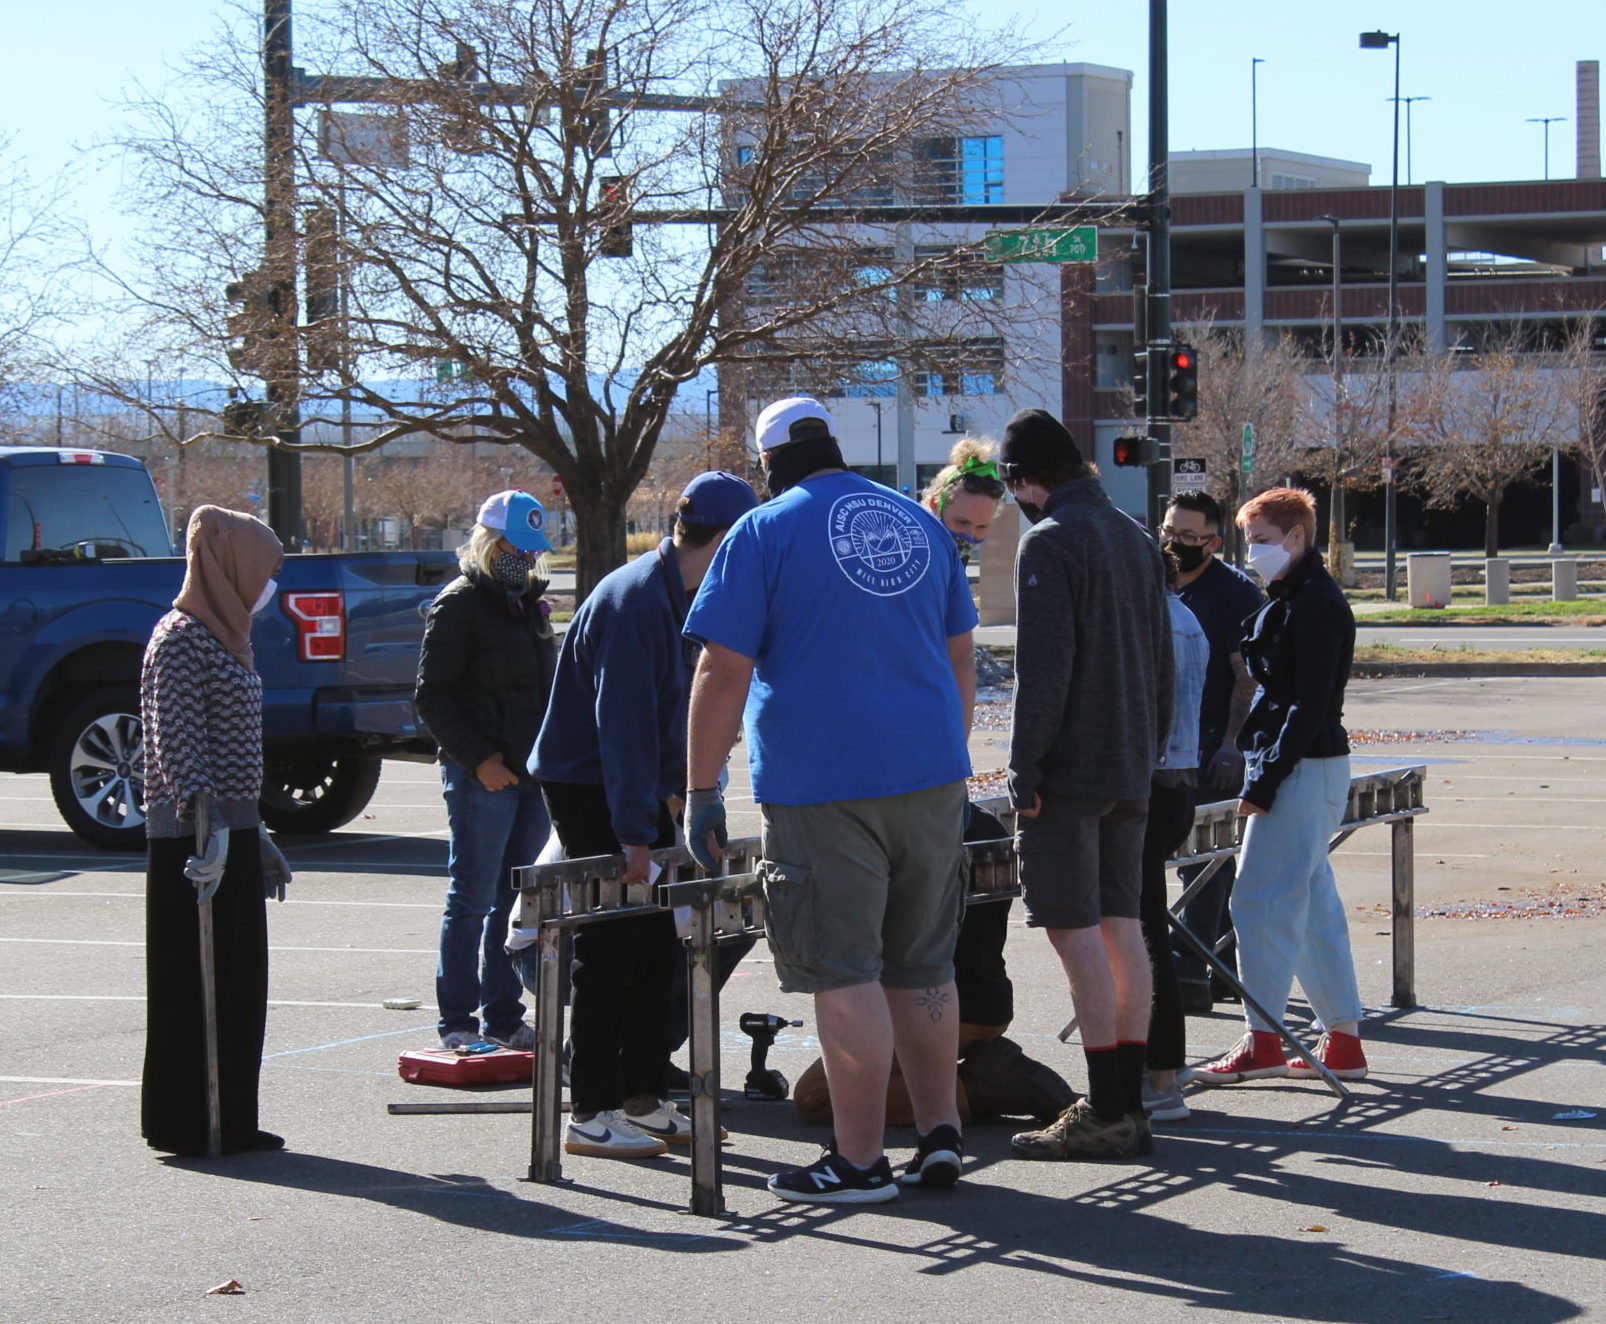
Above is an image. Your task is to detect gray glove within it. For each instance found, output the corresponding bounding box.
[1205,745,1246,795]
[183,823,230,902]
[686,786,727,873]
[260,827,292,902]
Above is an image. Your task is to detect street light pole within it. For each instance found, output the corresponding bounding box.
[1322,215,1347,582]
[869,399,885,481]
[1361,29,1402,600]
[1525,116,1566,180]
[1251,57,1265,189]
[1391,95,1430,185]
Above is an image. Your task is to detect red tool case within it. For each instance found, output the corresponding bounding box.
[397,1047,535,1087]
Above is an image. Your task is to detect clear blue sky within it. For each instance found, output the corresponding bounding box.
[4,1,1598,270]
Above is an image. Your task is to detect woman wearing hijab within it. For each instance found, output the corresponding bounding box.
[414,490,558,1050]
[140,504,289,1157]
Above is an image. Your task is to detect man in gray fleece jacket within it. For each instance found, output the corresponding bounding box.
[999,409,1174,1163]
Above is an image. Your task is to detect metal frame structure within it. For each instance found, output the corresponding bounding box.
[389,765,1426,1216]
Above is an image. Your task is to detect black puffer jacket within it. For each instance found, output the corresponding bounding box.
[414,567,558,777]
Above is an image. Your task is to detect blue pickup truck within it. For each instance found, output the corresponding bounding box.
[0,446,455,848]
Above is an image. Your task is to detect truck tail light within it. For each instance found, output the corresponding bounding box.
[283,592,346,662]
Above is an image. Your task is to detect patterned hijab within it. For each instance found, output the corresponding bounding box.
[172,506,285,668]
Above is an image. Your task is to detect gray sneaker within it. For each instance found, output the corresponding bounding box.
[439,1030,482,1051]
[1141,1081,1192,1123]
[1010,1098,1143,1161]
[487,1023,536,1052]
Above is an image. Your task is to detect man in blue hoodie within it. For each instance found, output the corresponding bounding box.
[532,470,758,1160]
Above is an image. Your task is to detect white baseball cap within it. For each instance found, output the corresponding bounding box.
[477,489,553,554]
[755,397,836,453]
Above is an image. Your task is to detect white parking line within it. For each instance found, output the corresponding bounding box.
[0,892,440,909]
[0,938,436,954]
[0,993,431,1009]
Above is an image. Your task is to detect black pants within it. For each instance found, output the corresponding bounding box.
[956,801,1014,1028]
[142,832,268,1156]
[541,781,677,1115]
[1140,778,1197,1070]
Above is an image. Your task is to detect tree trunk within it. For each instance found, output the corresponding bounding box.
[570,489,631,604]
[1484,491,1501,558]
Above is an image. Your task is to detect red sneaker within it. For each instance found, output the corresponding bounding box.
[1190,1031,1289,1087]
[1287,1032,1369,1082]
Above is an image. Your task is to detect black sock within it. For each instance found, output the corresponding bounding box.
[1084,1046,1125,1121]
[1117,1041,1148,1115]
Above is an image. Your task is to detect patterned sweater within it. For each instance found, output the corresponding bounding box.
[140,610,264,838]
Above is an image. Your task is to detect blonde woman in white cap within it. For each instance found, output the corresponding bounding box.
[414,490,558,1050]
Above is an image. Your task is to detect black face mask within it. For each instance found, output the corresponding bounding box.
[1015,500,1044,526]
[491,550,537,588]
[763,435,847,496]
[1165,541,1209,574]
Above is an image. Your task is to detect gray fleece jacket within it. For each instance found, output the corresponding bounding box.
[1008,475,1175,807]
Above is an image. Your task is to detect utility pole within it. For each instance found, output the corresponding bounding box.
[264,0,303,548]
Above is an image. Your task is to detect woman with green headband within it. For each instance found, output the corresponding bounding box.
[920,438,1007,556]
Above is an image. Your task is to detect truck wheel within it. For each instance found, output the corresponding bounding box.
[48,688,148,851]
[259,755,382,835]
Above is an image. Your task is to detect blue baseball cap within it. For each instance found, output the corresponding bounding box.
[478,489,554,554]
[679,470,760,527]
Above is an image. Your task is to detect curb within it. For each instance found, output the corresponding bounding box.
[1350,661,1606,678]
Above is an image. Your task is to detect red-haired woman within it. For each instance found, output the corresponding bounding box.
[1191,487,1368,1087]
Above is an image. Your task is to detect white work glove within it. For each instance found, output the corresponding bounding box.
[260,827,292,902]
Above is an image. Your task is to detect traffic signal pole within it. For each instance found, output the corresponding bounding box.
[1144,0,1173,534]
[264,0,303,548]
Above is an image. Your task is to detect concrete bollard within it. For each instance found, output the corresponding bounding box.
[1553,559,1578,602]
[1485,558,1510,605]
[977,503,1023,626]
[1407,552,1452,609]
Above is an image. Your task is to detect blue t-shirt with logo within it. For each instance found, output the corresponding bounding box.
[684,471,977,806]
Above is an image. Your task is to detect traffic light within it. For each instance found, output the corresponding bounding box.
[598,174,632,257]
[579,47,614,156]
[224,270,289,379]
[1166,345,1199,421]
[303,207,341,374]
[1112,435,1157,468]
[1132,346,1150,418]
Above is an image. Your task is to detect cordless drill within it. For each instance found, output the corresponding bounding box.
[739,1012,802,1101]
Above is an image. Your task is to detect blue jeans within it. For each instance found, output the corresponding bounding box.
[437,760,551,1038]
[1230,756,1362,1034]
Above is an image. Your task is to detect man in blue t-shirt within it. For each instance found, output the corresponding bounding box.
[1161,492,1264,1009]
[684,397,977,1207]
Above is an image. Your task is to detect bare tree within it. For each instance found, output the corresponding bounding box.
[83,0,1032,595]
[366,448,486,546]
[1413,331,1567,556]
[1556,317,1606,538]
[0,135,73,424]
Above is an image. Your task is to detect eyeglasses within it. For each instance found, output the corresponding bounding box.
[1159,525,1219,547]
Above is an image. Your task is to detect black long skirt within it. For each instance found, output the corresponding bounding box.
[141,831,269,1156]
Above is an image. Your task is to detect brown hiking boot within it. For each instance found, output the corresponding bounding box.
[1009,1098,1143,1161]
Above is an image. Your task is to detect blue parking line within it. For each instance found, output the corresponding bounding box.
[264,1025,430,1059]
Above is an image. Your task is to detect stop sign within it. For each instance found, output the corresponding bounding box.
[549,474,564,498]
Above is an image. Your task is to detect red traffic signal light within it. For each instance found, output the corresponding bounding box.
[1112,435,1155,468]
[1166,344,1199,421]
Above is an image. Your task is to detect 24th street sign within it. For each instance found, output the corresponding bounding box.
[983,226,1098,264]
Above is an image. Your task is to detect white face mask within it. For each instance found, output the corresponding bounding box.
[1246,541,1291,583]
[251,577,278,615]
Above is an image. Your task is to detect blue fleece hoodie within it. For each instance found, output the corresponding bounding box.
[529,539,695,846]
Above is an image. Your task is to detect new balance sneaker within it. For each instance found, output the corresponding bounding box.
[1010,1098,1143,1161]
[1189,1031,1289,1087]
[487,1023,536,1052]
[1141,1080,1192,1123]
[1286,1031,1370,1082]
[439,1029,483,1051]
[563,1111,669,1159]
[768,1150,900,1205]
[898,1124,963,1188]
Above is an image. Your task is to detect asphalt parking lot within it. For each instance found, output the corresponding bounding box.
[1,676,1603,1323]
